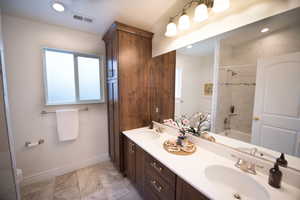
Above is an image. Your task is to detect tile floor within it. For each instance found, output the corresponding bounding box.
[21,161,143,200]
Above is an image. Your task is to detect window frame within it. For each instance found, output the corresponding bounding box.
[42,48,105,106]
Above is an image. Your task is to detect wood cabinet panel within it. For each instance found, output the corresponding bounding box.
[135,145,145,194]
[176,177,210,200]
[118,30,152,131]
[145,153,176,185]
[145,167,175,200]
[150,51,176,122]
[125,137,136,182]
[107,80,115,161]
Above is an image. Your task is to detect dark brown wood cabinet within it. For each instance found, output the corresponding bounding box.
[150,51,176,122]
[125,137,136,182]
[124,137,145,195]
[176,177,210,200]
[103,22,153,172]
[124,135,210,200]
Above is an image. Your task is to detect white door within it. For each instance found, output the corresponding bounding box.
[252,52,300,157]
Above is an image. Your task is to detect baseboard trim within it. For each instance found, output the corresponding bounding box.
[21,153,110,186]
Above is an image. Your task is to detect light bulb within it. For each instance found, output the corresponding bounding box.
[194,3,208,22]
[213,0,230,13]
[261,28,269,33]
[52,2,65,12]
[178,12,190,30]
[165,21,177,37]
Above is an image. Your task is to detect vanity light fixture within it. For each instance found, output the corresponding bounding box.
[165,0,230,37]
[261,27,269,33]
[212,0,230,13]
[178,10,190,30]
[165,18,177,37]
[194,3,209,22]
[52,1,65,12]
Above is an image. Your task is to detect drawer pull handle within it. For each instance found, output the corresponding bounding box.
[151,162,162,172]
[151,180,162,192]
[129,143,135,153]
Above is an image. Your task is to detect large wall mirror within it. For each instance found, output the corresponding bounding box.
[172,7,300,169]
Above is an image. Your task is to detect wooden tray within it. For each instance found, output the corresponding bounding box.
[163,140,196,156]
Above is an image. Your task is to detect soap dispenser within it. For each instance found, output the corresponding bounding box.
[276,153,288,167]
[268,162,282,188]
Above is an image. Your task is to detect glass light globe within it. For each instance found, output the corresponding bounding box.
[52,2,65,12]
[194,3,208,22]
[213,0,230,13]
[178,13,190,30]
[165,22,177,37]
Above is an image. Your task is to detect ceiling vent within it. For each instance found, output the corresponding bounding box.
[73,14,93,23]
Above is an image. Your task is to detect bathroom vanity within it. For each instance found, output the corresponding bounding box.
[123,130,208,200]
[123,127,300,200]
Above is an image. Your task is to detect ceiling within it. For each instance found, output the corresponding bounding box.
[222,7,300,47]
[177,38,215,57]
[0,0,177,35]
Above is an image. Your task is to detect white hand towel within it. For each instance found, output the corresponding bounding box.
[56,109,79,142]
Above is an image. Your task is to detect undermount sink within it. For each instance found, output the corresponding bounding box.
[205,165,270,200]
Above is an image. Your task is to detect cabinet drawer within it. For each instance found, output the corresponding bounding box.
[145,153,176,184]
[145,168,175,200]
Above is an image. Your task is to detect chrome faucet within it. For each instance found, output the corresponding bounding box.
[231,154,264,175]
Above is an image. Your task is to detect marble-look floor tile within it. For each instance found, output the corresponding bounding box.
[53,186,81,200]
[55,171,78,191]
[21,161,142,200]
[21,178,55,200]
[77,164,104,198]
[81,190,108,200]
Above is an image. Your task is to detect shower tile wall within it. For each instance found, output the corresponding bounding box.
[215,67,256,135]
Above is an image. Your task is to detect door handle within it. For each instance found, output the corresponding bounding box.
[253,117,260,121]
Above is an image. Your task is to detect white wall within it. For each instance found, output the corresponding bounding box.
[175,53,213,117]
[2,15,108,184]
[0,10,19,200]
[152,0,300,56]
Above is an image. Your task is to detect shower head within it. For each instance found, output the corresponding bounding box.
[227,69,238,76]
[232,71,238,76]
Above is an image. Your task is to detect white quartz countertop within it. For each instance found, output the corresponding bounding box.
[123,127,300,200]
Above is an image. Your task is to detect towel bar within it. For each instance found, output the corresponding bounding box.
[41,107,88,114]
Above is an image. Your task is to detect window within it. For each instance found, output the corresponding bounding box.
[175,68,182,99]
[43,48,104,105]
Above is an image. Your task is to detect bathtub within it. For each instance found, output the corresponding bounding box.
[220,129,251,143]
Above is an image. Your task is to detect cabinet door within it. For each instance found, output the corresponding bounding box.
[176,177,209,200]
[107,80,115,161]
[107,79,121,170]
[125,138,136,183]
[135,145,145,194]
[150,51,176,122]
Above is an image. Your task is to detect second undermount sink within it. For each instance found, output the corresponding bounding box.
[205,165,270,200]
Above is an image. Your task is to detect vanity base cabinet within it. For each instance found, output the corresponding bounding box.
[176,177,210,200]
[124,134,210,200]
[124,137,145,195]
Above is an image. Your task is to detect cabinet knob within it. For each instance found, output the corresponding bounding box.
[151,162,162,172]
[253,117,260,121]
[151,180,162,192]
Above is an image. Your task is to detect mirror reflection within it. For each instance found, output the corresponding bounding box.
[173,8,300,161]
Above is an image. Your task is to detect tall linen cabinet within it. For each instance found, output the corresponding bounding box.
[103,22,154,171]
